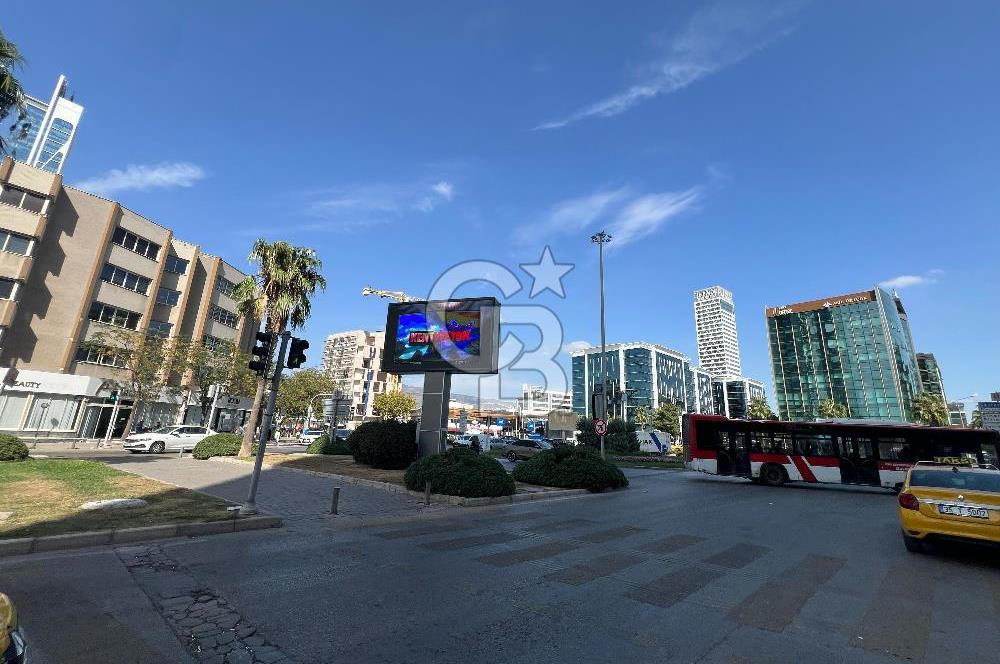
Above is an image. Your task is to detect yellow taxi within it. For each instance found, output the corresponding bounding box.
[897,461,1000,553]
[1,593,26,664]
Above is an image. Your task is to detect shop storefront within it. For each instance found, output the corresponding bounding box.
[0,369,105,440]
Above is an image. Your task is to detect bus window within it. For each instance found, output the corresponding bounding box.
[795,434,836,457]
[718,431,730,448]
[750,430,771,454]
[877,438,916,463]
[931,442,977,465]
[695,423,718,451]
[771,433,793,455]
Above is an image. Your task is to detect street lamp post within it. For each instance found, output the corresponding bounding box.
[591,230,611,458]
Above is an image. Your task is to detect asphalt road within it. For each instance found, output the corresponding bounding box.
[4,469,999,663]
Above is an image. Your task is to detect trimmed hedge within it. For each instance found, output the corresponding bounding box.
[404,447,515,497]
[192,433,257,460]
[306,433,352,455]
[0,433,28,461]
[512,446,629,493]
[348,420,418,469]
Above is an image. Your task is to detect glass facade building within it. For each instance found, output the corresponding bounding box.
[766,288,921,422]
[916,353,945,400]
[5,76,83,175]
[570,342,713,421]
[712,376,766,420]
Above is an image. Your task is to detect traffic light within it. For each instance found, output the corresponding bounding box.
[249,331,276,375]
[109,390,118,403]
[286,337,309,369]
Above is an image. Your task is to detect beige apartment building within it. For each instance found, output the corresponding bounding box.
[322,329,400,427]
[0,157,257,440]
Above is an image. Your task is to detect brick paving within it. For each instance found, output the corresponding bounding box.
[103,455,444,522]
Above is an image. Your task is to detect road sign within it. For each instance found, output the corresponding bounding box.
[496,417,506,427]
[594,418,607,435]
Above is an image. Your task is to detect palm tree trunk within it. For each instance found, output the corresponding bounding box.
[240,377,266,456]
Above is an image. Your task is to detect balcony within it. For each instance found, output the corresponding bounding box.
[0,203,46,239]
[0,299,16,327]
[0,252,32,282]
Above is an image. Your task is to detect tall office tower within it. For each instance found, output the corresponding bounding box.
[766,288,921,422]
[322,330,400,426]
[694,286,742,378]
[916,353,946,401]
[6,75,83,175]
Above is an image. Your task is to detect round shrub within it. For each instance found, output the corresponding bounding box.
[404,447,515,497]
[348,420,417,469]
[512,446,629,493]
[0,433,28,461]
[306,433,352,455]
[192,433,257,460]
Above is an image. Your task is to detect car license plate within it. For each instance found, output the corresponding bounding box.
[939,504,989,519]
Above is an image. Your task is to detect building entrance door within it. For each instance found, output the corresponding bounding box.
[80,403,133,439]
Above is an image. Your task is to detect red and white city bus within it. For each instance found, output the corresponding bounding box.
[683,414,1000,490]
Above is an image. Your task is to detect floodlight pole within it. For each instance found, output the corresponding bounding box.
[241,331,290,516]
[591,230,611,459]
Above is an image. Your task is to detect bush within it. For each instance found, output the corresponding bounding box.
[576,417,639,455]
[404,447,515,497]
[306,433,352,455]
[512,446,629,493]
[348,420,418,469]
[192,433,257,460]
[0,433,28,461]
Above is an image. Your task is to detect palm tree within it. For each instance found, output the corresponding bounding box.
[232,240,326,456]
[911,392,948,426]
[0,29,31,158]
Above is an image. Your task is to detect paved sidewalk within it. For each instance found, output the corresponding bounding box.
[100,455,444,523]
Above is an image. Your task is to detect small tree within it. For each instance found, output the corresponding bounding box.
[0,29,31,158]
[275,367,336,420]
[651,402,681,440]
[176,338,256,427]
[632,405,651,430]
[81,328,182,435]
[747,396,776,421]
[372,390,416,421]
[911,392,948,426]
[971,412,983,429]
[818,399,849,419]
[606,417,639,454]
[576,416,598,448]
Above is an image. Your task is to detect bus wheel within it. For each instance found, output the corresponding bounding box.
[760,464,786,487]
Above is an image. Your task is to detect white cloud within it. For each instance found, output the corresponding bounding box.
[75,162,206,195]
[536,2,800,129]
[562,340,593,354]
[607,188,702,246]
[432,181,455,200]
[514,187,629,244]
[879,271,943,289]
[304,177,457,230]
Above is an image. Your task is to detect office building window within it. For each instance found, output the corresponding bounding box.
[202,334,226,351]
[0,184,46,213]
[209,304,239,328]
[0,393,28,429]
[215,275,237,297]
[164,255,188,274]
[87,301,141,330]
[75,345,127,368]
[156,287,181,306]
[148,320,173,338]
[101,263,152,295]
[111,227,160,260]
[0,278,17,300]
[0,231,31,256]
[25,395,80,431]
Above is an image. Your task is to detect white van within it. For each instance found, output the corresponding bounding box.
[453,432,492,452]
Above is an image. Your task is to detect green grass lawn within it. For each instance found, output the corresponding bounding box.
[0,458,234,538]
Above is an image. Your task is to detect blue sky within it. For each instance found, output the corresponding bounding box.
[5,1,999,407]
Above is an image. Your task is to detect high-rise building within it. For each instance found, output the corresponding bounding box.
[766,287,921,422]
[322,330,400,426]
[916,353,946,401]
[7,76,83,175]
[516,383,572,418]
[712,376,767,420]
[978,401,1000,433]
[694,286,742,378]
[947,402,968,427]
[571,342,714,420]
[0,157,257,439]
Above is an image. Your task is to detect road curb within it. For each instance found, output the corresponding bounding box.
[210,456,594,506]
[0,515,283,558]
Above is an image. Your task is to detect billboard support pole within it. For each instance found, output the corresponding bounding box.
[418,372,451,458]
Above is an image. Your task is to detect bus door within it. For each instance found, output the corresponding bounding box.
[838,436,880,486]
[716,430,751,477]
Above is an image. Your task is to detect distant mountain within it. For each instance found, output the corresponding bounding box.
[401,384,517,411]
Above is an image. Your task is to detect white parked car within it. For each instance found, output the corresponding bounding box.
[453,433,492,452]
[122,425,214,454]
[297,429,326,444]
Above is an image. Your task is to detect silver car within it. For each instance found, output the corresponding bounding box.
[503,438,552,462]
[122,425,214,454]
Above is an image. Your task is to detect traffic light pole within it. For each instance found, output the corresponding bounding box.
[240,331,290,516]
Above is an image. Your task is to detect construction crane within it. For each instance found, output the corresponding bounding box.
[361,286,420,303]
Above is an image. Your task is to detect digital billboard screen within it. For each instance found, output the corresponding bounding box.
[382,297,500,375]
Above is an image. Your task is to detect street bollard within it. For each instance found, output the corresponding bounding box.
[178,446,183,459]
[330,486,341,515]
[425,481,431,506]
